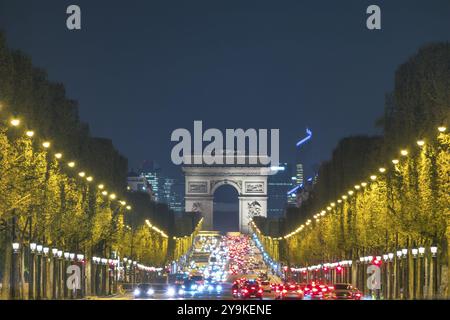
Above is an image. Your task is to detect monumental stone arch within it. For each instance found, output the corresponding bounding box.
[183,155,272,233]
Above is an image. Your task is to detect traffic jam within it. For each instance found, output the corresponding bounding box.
[133,233,363,300]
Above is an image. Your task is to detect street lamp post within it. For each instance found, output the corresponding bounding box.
[57,250,63,298]
[36,244,43,299]
[77,254,84,298]
[11,242,20,299]
[430,246,438,298]
[64,252,70,298]
[388,253,394,299]
[396,250,402,299]
[412,248,418,299]
[29,243,37,300]
[402,248,408,300]
[43,247,49,299]
[51,248,58,299]
[418,247,425,299]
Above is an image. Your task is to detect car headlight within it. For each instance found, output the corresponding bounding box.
[191,284,197,290]
[197,285,204,292]
[216,285,223,292]
[133,289,141,296]
[208,285,214,291]
[146,288,154,295]
[167,287,175,296]
[179,289,185,295]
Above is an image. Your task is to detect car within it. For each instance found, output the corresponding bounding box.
[133,283,176,299]
[278,283,304,300]
[308,283,326,300]
[240,280,263,299]
[232,283,240,298]
[260,280,272,293]
[190,275,205,286]
[352,287,362,300]
[330,283,360,300]
[179,279,199,296]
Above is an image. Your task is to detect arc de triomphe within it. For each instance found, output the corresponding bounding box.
[183,165,271,233]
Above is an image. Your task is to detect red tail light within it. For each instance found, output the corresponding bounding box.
[328,286,334,290]
[356,293,361,297]
[258,289,263,294]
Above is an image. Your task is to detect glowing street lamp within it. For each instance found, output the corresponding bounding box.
[370,175,377,181]
[416,140,425,147]
[392,159,399,165]
[438,126,447,133]
[43,247,49,256]
[52,248,58,256]
[26,131,35,137]
[78,172,85,178]
[12,242,20,252]
[388,253,394,261]
[379,167,386,173]
[430,246,438,257]
[30,243,37,252]
[418,247,425,256]
[10,119,20,126]
[98,184,104,189]
[68,162,75,168]
[55,153,62,159]
[86,176,93,182]
[36,245,43,254]
[400,149,408,156]
[42,141,51,148]
[64,252,70,260]
[109,193,116,200]
[401,248,408,258]
[412,248,418,258]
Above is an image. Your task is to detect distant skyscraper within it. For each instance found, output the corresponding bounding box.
[267,163,292,217]
[295,163,304,186]
[139,160,184,212]
[140,160,161,201]
[161,177,184,213]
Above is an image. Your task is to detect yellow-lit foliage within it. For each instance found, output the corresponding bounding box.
[0,123,169,266]
[280,131,449,266]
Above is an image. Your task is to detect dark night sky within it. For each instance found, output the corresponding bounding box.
[1,0,450,181]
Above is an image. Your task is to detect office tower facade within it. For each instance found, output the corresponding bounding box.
[267,163,293,217]
[295,163,304,186]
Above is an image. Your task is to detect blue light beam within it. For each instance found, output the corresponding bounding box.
[296,128,312,147]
